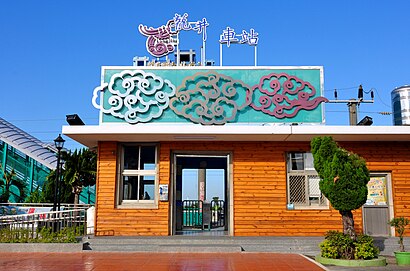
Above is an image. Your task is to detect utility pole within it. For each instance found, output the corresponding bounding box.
[348,99,359,126]
[327,85,374,125]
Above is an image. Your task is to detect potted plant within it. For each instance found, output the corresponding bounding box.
[388,217,410,266]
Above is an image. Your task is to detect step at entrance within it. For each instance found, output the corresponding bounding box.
[85,243,243,252]
[83,236,324,255]
[84,236,409,256]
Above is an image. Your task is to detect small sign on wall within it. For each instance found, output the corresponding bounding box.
[366,176,387,206]
[159,184,169,201]
[286,203,295,210]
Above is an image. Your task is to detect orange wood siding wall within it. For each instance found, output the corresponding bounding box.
[95,140,409,236]
[95,142,169,236]
[341,142,410,220]
[232,142,342,236]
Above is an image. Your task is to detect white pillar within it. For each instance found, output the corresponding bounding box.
[198,168,206,201]
[176,33,180,66]
[254,45,257,66]
[203,39,206,66]
[219,43,223,66]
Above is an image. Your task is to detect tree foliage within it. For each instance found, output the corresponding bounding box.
[311,136,369,211]
[27,148,96,204]
[0,167,27,203]
[311,136,370,244]
[28,169,74,204]
[62,148,96,204]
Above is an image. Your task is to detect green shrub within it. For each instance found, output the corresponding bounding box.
[320,231,354,259]
[320,239,339,258]
[0,225,83,243]
[355,234,380,260]
[319,231,379,260]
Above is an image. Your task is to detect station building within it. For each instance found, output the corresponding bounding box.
[63,65,410,237]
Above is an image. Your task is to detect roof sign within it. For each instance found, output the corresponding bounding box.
[139,13,209,58]
[173,13,209,41]
[219,27,258,47]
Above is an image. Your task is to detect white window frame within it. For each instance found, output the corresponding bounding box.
[286,152,328,210]
[117,143,159,209]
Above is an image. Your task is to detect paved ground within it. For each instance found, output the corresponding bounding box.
[1,252,408,270]
[0,252,325,271]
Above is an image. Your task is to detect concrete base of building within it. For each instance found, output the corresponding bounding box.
[0,243,83,252]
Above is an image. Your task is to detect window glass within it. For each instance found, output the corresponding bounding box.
[123,176,139,200]
[120,144,157,205]
[140,146,156,170]
[304,153,315,171]
[140,176,155,200]
[290,153,304,170]
[124,146,139,170]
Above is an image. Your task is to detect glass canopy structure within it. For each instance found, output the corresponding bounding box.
[0,117,95,203]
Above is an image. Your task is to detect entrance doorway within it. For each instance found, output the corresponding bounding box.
[363,173,394,236]
[171,153,230,236]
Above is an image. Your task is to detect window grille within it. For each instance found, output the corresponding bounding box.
[287,152,328,209]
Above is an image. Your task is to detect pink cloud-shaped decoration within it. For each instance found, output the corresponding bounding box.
[249,73,328,119]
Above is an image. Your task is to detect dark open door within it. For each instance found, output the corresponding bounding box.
[171,153,230,235]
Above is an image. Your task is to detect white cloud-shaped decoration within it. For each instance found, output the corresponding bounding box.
[92,70,176,124]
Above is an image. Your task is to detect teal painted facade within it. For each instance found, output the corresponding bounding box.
[0,139,50,202]
[93,67,326,125]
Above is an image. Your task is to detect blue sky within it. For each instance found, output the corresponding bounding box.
[1,0,409,150]
[183,169,225,201]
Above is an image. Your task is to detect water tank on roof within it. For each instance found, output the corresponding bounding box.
[391,85,410,125]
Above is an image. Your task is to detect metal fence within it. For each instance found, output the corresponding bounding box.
[0,205,88,239]
[183,200,203,228]
[182,199,225,230]
[211,200,225,228]
[0,203,92,216]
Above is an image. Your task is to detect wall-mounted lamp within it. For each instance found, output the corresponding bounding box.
[357,116,373,126]
[66,114,85,126]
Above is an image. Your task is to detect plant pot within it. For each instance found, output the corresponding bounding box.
[315,255,386,267]
[394,251,410,266]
